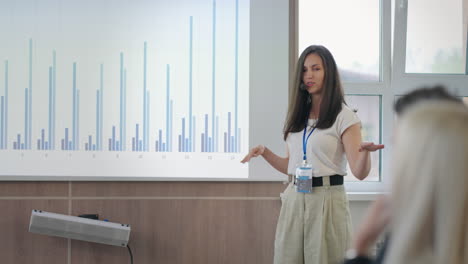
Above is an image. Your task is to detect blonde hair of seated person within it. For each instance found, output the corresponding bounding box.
[384,102,468,264]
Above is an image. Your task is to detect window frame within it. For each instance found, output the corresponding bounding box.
[392,0,468,96]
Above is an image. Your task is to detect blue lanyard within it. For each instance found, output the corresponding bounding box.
[302,121,316,161]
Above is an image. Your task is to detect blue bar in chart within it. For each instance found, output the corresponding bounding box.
[98,64,103,151]
[234,0,240,153]
[0,61,8,150]
[51,51,57,150]
[143,42,149,152]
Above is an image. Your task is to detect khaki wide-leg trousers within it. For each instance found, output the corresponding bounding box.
[274,177,352,264]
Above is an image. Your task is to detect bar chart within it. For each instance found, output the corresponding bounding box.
[0,0,249,178]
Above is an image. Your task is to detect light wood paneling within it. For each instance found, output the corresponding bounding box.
[72,181,286,197]
[71,199,280,264]
[0,200,69,264]
[0,182,285,264]
[0,182,68,197]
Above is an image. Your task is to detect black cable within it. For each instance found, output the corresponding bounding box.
[127,244,134,264]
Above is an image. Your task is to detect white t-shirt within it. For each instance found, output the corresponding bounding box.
[286,105,360,177]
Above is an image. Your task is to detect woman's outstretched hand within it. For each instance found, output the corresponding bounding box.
[240,145,265,163]
[359,142,385,152]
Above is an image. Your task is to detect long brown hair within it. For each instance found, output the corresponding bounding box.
[283,45,345,140]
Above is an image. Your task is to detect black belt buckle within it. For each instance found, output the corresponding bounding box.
[294,175,343,187]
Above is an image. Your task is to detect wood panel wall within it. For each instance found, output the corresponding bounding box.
[0,181,285,264]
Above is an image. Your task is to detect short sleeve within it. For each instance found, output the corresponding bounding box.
[336,106,361,136]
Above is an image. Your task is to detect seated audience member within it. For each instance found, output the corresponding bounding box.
[344,86,464,264]
[384,102,468,264]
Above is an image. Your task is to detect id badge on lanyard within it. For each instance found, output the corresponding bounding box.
[296,120,316,193]
[295,161,313,193]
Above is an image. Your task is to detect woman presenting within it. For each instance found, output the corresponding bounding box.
[241,45,384,264]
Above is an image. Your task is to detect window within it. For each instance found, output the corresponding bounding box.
[298,0,381,82]
[406,0,467,74]
[393,0,468,94]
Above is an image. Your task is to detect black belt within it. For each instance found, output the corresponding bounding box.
[293,174,343,187]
